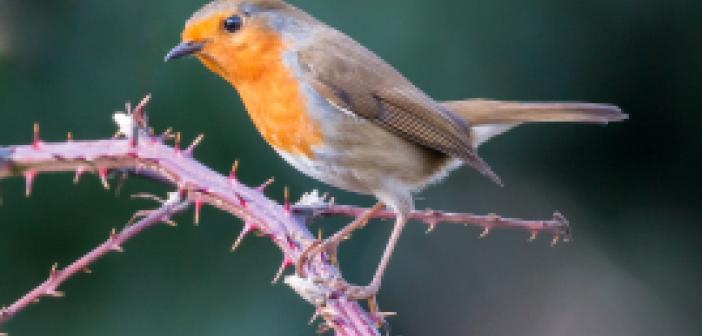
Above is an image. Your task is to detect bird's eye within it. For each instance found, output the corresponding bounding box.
[223,15,243,33]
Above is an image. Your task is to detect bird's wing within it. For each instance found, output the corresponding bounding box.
[296,29,501,185]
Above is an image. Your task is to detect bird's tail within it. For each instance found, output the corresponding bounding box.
[442,99,627,146]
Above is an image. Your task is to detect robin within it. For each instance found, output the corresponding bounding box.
[165,0,626,302]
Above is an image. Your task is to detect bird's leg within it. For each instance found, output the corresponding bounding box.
[338,213,408,308]
[298,202,407,315]
[296,202,384,277]
[320,202,386,259]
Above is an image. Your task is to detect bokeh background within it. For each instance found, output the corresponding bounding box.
[1,0,700,335]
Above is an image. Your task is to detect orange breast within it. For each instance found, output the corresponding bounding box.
[237,62,323,158]
[196,25,323,158]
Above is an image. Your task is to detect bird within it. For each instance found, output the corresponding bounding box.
[165,0,626,303]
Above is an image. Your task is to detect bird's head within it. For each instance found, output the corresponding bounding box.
[165,0,310,84]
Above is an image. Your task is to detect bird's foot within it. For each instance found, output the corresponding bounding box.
[331,279,396,329]
[295,202,385,278]
[295,238,340,278]
[330,279,381,308]
[342,283,380,302]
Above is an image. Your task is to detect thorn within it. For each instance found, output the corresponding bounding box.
[308,308,321,325]
[159,128,174,143]
[231,222,255,252]
[425,223,437,234]
[229,161,239,181]
[317,227,324,241]
[184,134,204,156]
[425,219,438,234]
[194,195,203,226]
[130,193,164,203]
[73,167,86,184]
[551,235,561,247]
[97,167,110,190]
[47,290,65,298]
[67,132,73,141]
[33,122,42,149]
[82,267,93,274]
[174,132,181,155]
[367,295,379,313]
[423,209,439,234]
[257,177,275,192]
[284,186,291,214]
[49,263,59,279]
[528,231,538,242]
[376,311,398,318]
[125,210,154,227]
[109,228,124,252]
[163,219,178,227]
[133,94,151,128]
[479,227,490,239]
[272,256,293,284]
[24,169,37,197]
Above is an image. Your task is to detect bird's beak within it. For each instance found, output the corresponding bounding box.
[164,41,205,62]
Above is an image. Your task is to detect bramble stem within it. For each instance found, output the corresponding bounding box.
[294,203,571,244]
[0,99,382,335]
[0,200,190,324]
[0,96,571,335]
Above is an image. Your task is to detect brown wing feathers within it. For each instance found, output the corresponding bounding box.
[298,30,503,185]
[373,89,503,185]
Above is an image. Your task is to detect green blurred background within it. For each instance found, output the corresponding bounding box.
[1,0,700,335]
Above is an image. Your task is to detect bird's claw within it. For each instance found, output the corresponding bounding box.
[295,237,341,278]
[330,280,395,329]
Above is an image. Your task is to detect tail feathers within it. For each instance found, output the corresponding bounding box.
[461,151,504,187]
[442,99,627,126]
[442,99,627,146]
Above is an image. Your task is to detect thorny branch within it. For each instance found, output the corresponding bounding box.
[0,195,191,325]
[294,193,571,245]
[0,95,570,335]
